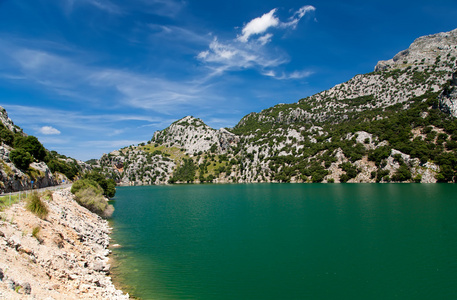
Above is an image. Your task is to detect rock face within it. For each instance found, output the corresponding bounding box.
[152,116,240,155]
[0,188,129,299]
[96,116,241,186]
[0,146,60,193]
[375,29,457,72]
[439,72,457,117]
[0,106,93,193]
[99,148,176,186]
[0,106,22,134]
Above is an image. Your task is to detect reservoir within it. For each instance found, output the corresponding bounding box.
[110,184,457,299]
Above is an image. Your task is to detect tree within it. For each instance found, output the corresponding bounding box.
[0,128,14,145]
[13,136,46,161]
[47,159,79,180]
[10,149,33,170]
[169,158,196,183]
[83,171,116,198]
[392,165,412,182]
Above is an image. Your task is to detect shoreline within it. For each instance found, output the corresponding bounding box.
[106,222,139,300]
[0,188,129,299]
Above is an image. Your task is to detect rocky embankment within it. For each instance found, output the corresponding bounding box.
[0,188,128,299]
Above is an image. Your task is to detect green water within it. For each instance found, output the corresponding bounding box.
[110,184,457,299]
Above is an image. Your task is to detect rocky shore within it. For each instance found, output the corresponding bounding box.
[0,188,129,299]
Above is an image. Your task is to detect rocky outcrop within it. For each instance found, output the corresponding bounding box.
[0,106,93,193]
[0,146,60,193]
[152,116,240,155]
[439,72,457,117]
[0,188,128,299]
[375,28,457,71]
[0,106,22,135]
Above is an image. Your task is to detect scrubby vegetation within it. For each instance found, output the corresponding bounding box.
[169,158,196,183]
[82,171,116,198]
[10,149,34,171]
[71,179,114,218]
[26,192,49,219]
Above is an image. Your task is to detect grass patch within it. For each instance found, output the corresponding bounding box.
[26,192,49,219]
[32,226,40,238]
[1,160,13,176]
[0,193,25,211]
[28,167,45,180]
[205,160,229,175]
[32,226,43,243]
[140,145,189,161]
[42,190,53,201]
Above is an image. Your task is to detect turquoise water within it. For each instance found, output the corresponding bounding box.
[110,184,457,299]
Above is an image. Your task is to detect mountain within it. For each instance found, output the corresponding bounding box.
[0,107,92,193]
[95,28,457,184]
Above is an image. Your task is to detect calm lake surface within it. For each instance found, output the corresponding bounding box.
[109,184,457,299]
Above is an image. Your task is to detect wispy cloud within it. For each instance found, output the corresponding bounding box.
[0,40,219,115]
[197,37,288,77]
[5,105,157,133]
[64,0,123,14]
[283,5,316,29]
[263,70,314,80]
[197,5,316,79]
[148,24,210,45]
[80,139,147,149]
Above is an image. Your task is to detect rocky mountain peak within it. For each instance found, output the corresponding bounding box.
[151,115,239,155]
[375,28,457,72]
[0,106,22,134]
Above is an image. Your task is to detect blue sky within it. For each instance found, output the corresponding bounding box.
[0,0,456,161]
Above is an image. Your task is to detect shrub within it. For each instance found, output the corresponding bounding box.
[10,149,33,171]
[169,158,196,183]
[26,192,49,219]
[392,165,412,182]
[413,174,422,183]
[13,135,46,161]
[82,172,116,198]
[71,179,103,195]
[32,226,43,243]
[32,226,40,238]
[47,159,79,180]
[42,190,53,201]
[71,179,114,218]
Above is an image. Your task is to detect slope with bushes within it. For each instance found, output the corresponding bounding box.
[96,28,457,184]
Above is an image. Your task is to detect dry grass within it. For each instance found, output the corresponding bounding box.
[26,192,49,219]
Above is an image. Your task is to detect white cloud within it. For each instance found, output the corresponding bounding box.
[237,9,279,43]
[39,126,61,135]
[237,5,315,43]
[198,5,316,79]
